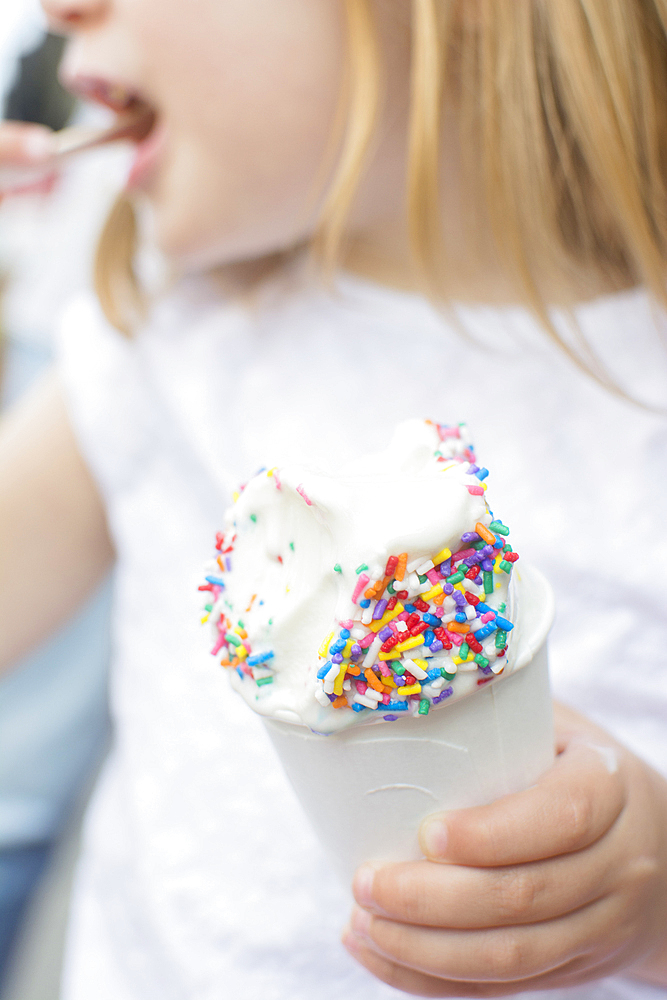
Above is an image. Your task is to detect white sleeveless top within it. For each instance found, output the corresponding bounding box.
[57,266,667,1000]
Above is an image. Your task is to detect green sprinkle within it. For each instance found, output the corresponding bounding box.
[418,699,430,716]
[459,642,469,660]
[489,520,510,536]
[256,676,273,686]
[289,541,295,551]
[472,540,486,550]
[495,629,507,649]
[483,571,494,595]
[355,563,369,574]
[418,573,428,584]
[393,664,406,676]
[447,570,465,585]
[224,599,233,610]
[268,618,273,625]
[499,560,513,574]
[204,603,213,612]
[503,543,513,553]
[441,669,456,681]
[387,580,396,595]
[249,513,257,523]
[237,619,244,629]
[333,563,342,573]
[226,633,242,647]
[474,654,489,668]
[499,603,507,614]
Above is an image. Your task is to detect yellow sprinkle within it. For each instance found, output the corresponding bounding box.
[200,614,210,624]
[369,602,405,633]
[451,656,463,665]
[267,467,276,477]
[433,548,451,565]
[378,650,401,660]
[455,583,466,594]
[318,631,334,658]
[396,683,421,696]
[382,675,397,688]
[343,639,354,658]
[395,635,424,653]
[333,663,347,696]
[232,491,240,503]
[420,582,443,603]
[236,646,248,661]
[412,659,429,670]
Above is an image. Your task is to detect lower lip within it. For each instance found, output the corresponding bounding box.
[126,121,166,191]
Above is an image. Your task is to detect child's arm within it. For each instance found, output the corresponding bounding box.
[344,702,667,995]
[0,371,114,672]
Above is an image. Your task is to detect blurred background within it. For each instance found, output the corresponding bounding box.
[0,2,131,996]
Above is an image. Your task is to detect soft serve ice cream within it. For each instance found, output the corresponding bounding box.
[200,420,522,735]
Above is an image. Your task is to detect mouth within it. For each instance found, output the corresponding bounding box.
[63,75,158,147]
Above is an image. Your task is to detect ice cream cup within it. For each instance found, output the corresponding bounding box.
[262,563,555,883]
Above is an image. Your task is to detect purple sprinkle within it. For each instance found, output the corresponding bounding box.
[439,559,452,577]
[225,557,232,572]
[461,532,480,544]
[480,545,494,558]
[328,693,338,702]
[332,653,343,664]
[467,464,480,475]
[475,575,483,585]
[433,686,454,704]
[372,599,388,620]
[383,714,399,721]
[378,625,393,642]
[443,582,454,595]
[350,644,362,658]
[481,559,494,572]
[479,665,493,676]
[429,639,443,653]
[453,591,466,607]
[463,556,477,568]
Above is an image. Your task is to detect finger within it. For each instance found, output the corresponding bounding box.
[353,835,616,928]
[343,930,621,998]
[347,893,622,984]
[420,739,626,866]
[0,122,55,164]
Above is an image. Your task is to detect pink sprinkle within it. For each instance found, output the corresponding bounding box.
[211,635,226,656]
[434,607,445,618]
[296,483,312,505]
[358,633,375,649]
[451,547,475,565]
[381,693,391,705]
[440,426,461,439]
[273,471,282,490]
[242,641,252,653]
[467,485,484,496]
[396,611,409,622]
[426,568,440,584]
[352,573,370,604]
[378,663,391,677]
[481,611,496,623]
[356,680,368,695]
[446,630,463,647]
[211,585,222,598]
[340,619,353,629]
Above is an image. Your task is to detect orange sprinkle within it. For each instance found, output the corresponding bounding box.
[332,695,348,709]
[364,586,377,600]
[432,593,445,606]
[245,593,257,613]
[476,521,495,545]
[395,552,408,582]
[347,665,361,676]
[365,668,385,693]
[217,555,225,571]
[220,657,231,667]
[448,621,470,634]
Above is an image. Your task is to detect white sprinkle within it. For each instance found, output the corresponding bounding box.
[363,636,383,668]
[430,677,445,690]
[465,605,477,621]
[395,620,408,633]
[355,694,379,709]
[409,663,428,680]
[406,557,423,574]
[443,596,456,613]
[343,679,352,691]
[351,626,366,639]
[315,688,331,706]
[361,602,375,625]
[416,559,434,575]
[363,688,383,703]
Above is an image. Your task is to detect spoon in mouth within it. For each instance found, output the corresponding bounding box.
[0,103,156,194]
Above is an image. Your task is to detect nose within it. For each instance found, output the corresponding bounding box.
[41,0,108,32]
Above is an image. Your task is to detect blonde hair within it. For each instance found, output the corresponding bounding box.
[96,0,667,390]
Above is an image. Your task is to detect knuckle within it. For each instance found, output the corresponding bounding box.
[485,931,529,980]
[493,868,539,922]
[378,867,426,923]
[561,787,596,847]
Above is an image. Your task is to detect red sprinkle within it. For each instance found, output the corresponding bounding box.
[385,555,399,577]
[413,598,429,612]
[464,591,480,605]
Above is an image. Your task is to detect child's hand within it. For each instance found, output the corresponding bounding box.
[343,703,667,996]
[0,121,57,197]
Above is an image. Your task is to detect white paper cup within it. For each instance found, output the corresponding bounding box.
[263,564,555,882]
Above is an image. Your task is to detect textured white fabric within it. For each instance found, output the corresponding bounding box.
[56,265,667,1000]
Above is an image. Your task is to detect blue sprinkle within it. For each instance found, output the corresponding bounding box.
[495,616,514,631]
[340,628,351,640]
[330,639,346,654]
[493,538,504,549]
[205,575,225,586]
[476,602,494,615]
[247,650,275,666]
[360,599,371,609]
[236,667,245,681]
[454,612,467,623]
[426,667,442,681]
[476,467,489,480]
[352,703,367,712]
[386,700,409,711]
[423,630,435,647]
[475,622,498,640]
[423,613,440,626]
[404,603,416,614]
[317,661,332,680]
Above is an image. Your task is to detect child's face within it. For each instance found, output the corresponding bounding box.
[49,0,356,269]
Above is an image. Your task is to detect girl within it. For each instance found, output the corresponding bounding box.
[2,1,667,998]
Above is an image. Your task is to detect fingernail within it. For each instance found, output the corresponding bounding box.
[420,816,448,858]
[352,863,378,907]
[350,906,372,938]
[22,129,56,162]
